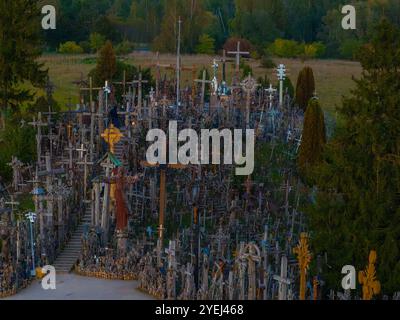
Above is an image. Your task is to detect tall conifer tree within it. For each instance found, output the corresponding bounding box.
[0,0,47,129]
[308,19,400,294]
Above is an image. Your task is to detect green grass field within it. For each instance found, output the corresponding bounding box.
[38,52,362,116]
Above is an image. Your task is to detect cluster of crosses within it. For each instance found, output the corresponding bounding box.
[0,41,388,300]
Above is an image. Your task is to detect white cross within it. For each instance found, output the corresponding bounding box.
[276,64,286,81]
[76,143,87,159]
[25,212,37,223]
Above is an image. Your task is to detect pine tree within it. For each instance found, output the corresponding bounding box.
[0,0,47,129]
[95,41,117,84]
[295,66,315,111]
[195,34,215,55]
[297,98,326,175]
[307,19,400,295]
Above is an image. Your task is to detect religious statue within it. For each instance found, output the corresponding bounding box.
[105,167,141,231]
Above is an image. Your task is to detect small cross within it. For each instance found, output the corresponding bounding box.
[25,212,37,223]
[76,143,87,159]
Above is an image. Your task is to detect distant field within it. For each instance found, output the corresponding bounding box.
[38,52,362,116]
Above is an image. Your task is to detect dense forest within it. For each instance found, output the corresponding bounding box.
[41,0,400,59]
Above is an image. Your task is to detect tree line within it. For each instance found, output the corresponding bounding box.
[43,0,400,59]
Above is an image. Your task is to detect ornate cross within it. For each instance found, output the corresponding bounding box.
[293,232,312,300]
[101,124,123,154]
[359,250,381,300]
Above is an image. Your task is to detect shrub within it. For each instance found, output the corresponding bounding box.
[268,39,302,58]
[260,54,276,68]
[339,39,363,60]
[58,41,84,54]
[195,34,215,55]
[115,41,135,55]
[90,33,106,53]
[79,41,91,54]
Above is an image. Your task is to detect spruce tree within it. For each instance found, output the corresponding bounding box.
[308,19,400,295]
[0,0,47,129]
[298,98,326,175]
[95,41,117,84]
[295,66,315,111]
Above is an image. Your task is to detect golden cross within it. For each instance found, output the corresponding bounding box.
[358,250,381,300]
[101,124,123,154]
[293,232,312,300]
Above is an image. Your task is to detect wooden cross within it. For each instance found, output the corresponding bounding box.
[76,153,94,201]
[240,75,260,128]
[140,161,187,245]
[217,49,233,82]
[241,242,261,300]
[101,124,123,154]
[195,69,213,109]
[80,77,103,108]
[228,41,250,81]
[273,255,291,300]
[28,112,48,167]
[132,73,149,118]
[152,51,175,98]
[293,232,312,300]
[76,143,87,160]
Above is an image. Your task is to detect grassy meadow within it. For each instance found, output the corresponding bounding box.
[37,52,362,117]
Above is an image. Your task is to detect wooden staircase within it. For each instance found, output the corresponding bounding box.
[53,205,91,273]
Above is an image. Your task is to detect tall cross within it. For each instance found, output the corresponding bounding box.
[101,124,123,154]
[176,16,182,111]
[76,153,94,201]
[28,112,48,167]
[359,250,381,300]
[273,255,291,300]
[80,77,103,108]
[240,75,260,128]
[228,41,250,81]
[132,73,149,118]
[276,64,287,107]
[217,49,233,82]
[293,232,312,300]
[195,69,213,109]
[140,161,188,246]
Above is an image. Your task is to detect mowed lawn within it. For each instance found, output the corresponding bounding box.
[38,52,362,116]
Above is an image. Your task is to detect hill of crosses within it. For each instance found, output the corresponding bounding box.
[0,0,400,302]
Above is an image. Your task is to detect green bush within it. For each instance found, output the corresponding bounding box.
[79,41,91,54]
[58,41,84,54]
[89,33,106,53]
[268,39,327,59]
[268,39,302,58]
[115,41,135,55]
[339,39,363,60]
[260,54,276,69]
[195,34,215,55]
